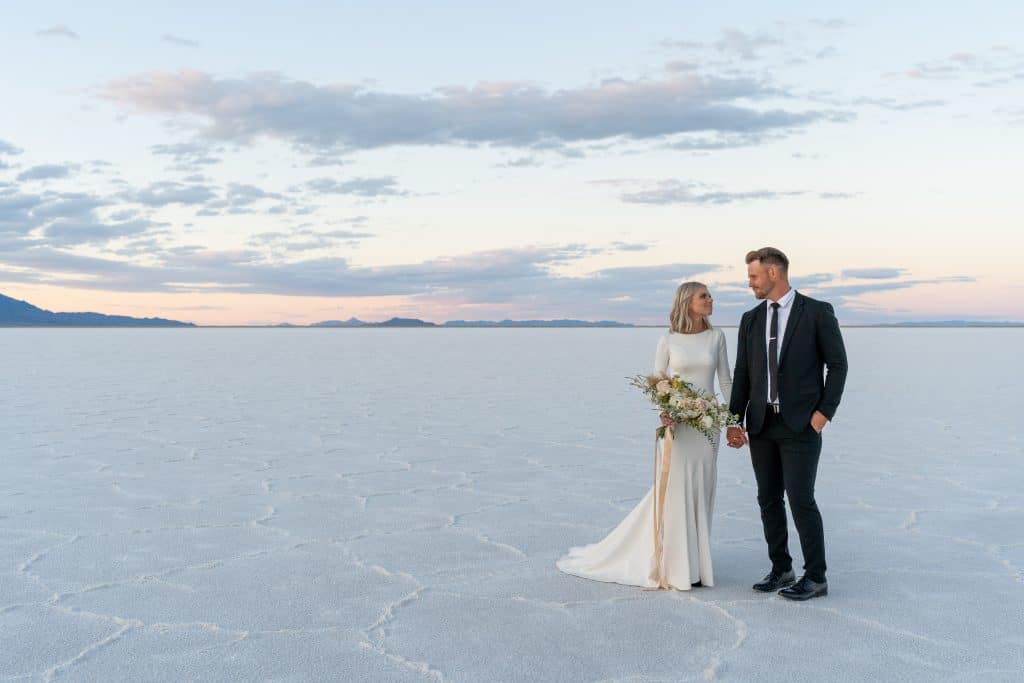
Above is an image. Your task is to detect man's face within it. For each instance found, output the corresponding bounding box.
[747,260,774,300]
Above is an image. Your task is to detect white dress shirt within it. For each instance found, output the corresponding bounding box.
[765,287,796,407]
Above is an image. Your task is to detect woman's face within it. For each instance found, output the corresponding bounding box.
[689,287,713,318]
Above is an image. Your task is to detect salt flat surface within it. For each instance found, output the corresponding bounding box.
[2,328,1022,682]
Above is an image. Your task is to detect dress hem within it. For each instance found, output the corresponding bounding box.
[555,562,713,591]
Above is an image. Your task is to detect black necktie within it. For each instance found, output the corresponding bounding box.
[769,302,780,405]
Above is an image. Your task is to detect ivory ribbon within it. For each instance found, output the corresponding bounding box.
[650,426,673,590]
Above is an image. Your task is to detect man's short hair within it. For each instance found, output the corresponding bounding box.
[745,247,789,272]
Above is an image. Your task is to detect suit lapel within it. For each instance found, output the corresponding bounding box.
[753,302,767,369]
[778,291,804,365]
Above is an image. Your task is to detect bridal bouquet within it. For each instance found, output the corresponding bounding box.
[628,374,739,443]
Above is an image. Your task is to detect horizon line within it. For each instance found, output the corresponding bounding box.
[3,323,1023,329]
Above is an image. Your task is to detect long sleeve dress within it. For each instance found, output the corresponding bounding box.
[556,327,733,590]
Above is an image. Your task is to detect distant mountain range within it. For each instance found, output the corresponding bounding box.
[444,319,634,327]
[3,292,1021,328]
[0,293,193,327]
[311,317,634,328]
[884,321,1024,327]
[312,317,438,327]
[309,317,370,327]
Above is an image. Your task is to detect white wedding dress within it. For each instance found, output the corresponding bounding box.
[557,327,733,590]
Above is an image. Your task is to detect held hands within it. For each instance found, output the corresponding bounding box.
[726,425,747,449]
[725,412,828,447]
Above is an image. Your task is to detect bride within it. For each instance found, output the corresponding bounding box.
[557,281,733,590]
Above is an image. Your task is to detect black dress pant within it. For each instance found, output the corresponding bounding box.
[748,407,827,582]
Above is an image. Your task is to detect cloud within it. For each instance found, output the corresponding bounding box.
[660,39,706,50]
[808,88,948,113]
[125,181,218,207]
[615,179,805,205]
[904,64,960,80]
[0,219,977,322]
[305,176,407,197]
[224,183,282,205]
[0,182,167,250]
[5,167,303,234]
[667,131,784,150]
[0,140,23,156]
[150,141,221,169]
[306,153,347,167]
[665,59,701,73]
[496,156,541,168]
[949,52,978,65]
[200,183,287,214]
[851,97,946,111]
[667,25,851,71]
[807,276,974,300]
[30,193,109,221]
[608,242,652,252]
[811,19,848,30]
[841,267,906,280]
[161,34,199,48]
[2,169,707,311]
[0,245,157,286]
[817,191,859,199]
[102,68,840,154]
[37,25,79,40]
[714,28,783,60]
[16,164,74,181]
[118,177,303,217]
[0,193,43,234]
[894,47,1024,82]
[43,217,158,247]
[996,105,1024,125]
[247,226,374,253]
[663,28,786,61]
[0,235,713,308]
[790,273,838,289]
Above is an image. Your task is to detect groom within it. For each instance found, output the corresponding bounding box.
[726,247,848,601]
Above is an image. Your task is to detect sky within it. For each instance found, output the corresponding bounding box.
[1,1,1022,325]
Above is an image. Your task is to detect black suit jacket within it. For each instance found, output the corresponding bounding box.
[728,291,848,435]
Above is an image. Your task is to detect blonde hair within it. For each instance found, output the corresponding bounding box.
[669,281,712,334]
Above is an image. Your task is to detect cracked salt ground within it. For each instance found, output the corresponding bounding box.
[2,328,1023,681]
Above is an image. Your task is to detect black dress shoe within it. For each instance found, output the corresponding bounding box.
[691,581,702,587]
[752,569,796,592]
[779,575,828,601]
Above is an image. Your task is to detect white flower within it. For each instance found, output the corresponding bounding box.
[700,415,714,429]
[656,380,672,396]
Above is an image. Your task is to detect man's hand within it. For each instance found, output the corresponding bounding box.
[726,425,747,448]
[659,412,674,428]
[810,410,829,433]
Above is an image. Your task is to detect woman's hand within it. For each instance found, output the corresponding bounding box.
[659,412,674,428]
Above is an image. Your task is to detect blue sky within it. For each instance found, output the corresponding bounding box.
[1,2,1021,324]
